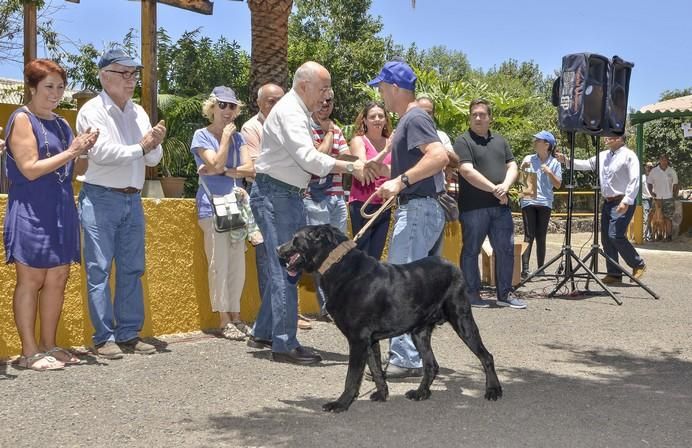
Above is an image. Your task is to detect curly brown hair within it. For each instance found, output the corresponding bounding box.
[353,101,392,138]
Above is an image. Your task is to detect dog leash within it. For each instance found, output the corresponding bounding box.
[352,193,396,243]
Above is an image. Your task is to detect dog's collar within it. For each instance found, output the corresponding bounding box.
[318,240,357,275]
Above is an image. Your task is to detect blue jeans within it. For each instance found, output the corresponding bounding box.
[460,206,515,301]
[303,195,348,232]
[249,175,307,353]
[601,201,644,276]
[304,195,347,313]
[388,197,445,369]
[78,183,146,345]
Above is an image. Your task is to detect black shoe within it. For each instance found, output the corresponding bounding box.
[271,346,322,365]
[316,312,333,323]
[247,336,272,349]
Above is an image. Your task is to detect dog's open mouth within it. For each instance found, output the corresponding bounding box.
[285,252,302,277]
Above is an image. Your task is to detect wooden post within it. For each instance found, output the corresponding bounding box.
[141,0,158,125]
[23,2,38,103]
[141,0,158,180]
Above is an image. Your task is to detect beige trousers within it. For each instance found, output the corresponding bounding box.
[198,218,246,313]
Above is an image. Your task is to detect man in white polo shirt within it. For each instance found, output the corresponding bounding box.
[647,153,679,241]
[77,48,166,359]
[247,61,364,365]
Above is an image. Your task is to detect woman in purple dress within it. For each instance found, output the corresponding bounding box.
[4,59,99,371]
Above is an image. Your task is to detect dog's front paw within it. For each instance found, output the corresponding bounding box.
[369,390,388,402]
[485,385,503,401]
[322,401,350,413]
[405,389,431,401]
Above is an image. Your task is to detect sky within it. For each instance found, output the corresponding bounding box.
[2,0,691,110]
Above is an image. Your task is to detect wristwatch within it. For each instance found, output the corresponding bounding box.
[401,173,411,188]
[346,163,354,174]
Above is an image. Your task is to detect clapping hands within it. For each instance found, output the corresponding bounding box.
[70,127,99,158]
[140,120,167,153]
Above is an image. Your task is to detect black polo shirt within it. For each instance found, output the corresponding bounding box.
[453,129,515,212]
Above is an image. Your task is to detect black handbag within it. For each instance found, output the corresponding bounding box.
[200,177,246,233]
[438,192,459,222]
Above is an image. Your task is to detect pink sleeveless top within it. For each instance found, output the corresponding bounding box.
[349,135,391,204]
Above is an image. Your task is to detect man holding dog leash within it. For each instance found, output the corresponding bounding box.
[367,60,449,379]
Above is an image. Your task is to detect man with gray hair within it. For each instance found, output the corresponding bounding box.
[77,48,166,359]
[241,83,285,162]
[247,61,364,365]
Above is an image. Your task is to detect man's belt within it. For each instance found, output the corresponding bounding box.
[397,193,440,205]
[605,195,624,203]
[85,183,140,194]
[255,173,306,195]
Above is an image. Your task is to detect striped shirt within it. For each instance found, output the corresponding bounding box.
[306,122,349,198]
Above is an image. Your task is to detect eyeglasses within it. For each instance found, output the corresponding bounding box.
[217,101,238,110]
[104,70,140,80]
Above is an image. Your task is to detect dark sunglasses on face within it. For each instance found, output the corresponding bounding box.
[217,101,237,110]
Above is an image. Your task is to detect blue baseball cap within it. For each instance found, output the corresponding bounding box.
[533,130,556,147]
[211,86,239,104]
[98,47,142,69]
[367,61,417,91]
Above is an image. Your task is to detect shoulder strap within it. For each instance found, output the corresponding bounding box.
[199,175,214,202]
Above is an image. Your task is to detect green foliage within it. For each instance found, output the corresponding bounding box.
[157,93,206,182]
[643,117,692,188]
[288,0,393,124]
[405,44,471,81]
[62,42,101,91]
[157,28,250,101]
[638,88,692,188]
[0,0,60,63]
[413,66,556,160]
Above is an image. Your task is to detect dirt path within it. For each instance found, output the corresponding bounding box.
[1,233,690,448]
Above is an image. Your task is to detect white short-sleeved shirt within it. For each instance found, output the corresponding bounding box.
[647,165,678,200]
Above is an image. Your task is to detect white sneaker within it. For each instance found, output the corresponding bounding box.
[496,294,527,309]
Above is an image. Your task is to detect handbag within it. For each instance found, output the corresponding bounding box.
[518,168,538,199]
[200,176,246,233]
[438,192,459,222]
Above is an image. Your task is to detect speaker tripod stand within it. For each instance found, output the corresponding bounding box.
[517,132,660,304]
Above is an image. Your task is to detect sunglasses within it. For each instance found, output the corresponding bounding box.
[217,101,237,110]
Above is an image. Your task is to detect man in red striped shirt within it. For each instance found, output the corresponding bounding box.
[303,93,350,319]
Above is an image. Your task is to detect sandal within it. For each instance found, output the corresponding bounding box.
[222,323,247,341]
[45,347,81,365]
[231,321,253,337]
[15,353,65,371]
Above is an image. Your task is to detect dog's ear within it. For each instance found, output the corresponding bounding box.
[314,224,348,248]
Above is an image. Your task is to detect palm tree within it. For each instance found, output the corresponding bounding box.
[245,0,415,113]
[247,0,293,111]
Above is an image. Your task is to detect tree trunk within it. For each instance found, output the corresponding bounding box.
[247,0,293,113]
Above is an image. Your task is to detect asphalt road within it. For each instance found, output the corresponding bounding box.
[1,233,691,448]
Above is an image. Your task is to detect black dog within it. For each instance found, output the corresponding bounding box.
[277,225,502,413]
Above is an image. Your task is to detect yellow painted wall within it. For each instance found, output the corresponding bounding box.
[0,193,464,359]
[1,104,77,132]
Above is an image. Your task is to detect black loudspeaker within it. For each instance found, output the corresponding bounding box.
[555,53,610,134]
[552,53,634,136]
[604,56,634,136]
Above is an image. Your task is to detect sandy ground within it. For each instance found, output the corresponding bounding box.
[1,233,691,448]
